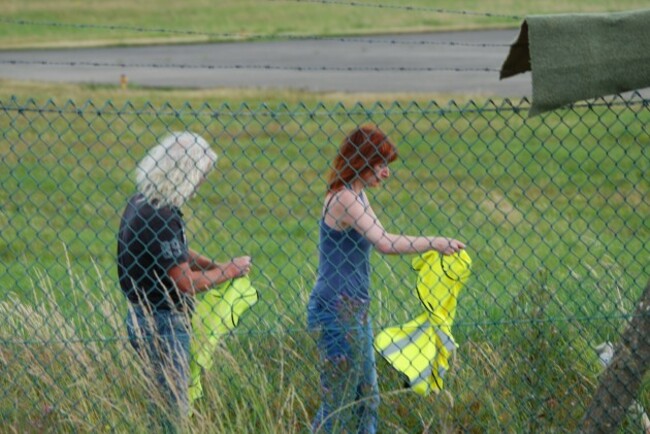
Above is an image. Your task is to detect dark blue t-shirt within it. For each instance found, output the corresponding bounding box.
[117,193,191,310]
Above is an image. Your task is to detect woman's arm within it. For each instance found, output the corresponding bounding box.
[328,189,465,255]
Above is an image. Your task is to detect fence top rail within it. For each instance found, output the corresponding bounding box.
[1,92,648,118]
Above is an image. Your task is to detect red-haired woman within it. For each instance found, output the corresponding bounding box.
[307,125,465,433]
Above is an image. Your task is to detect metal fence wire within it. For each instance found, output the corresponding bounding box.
[1,94,649,433]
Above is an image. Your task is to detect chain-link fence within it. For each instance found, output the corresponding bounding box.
[1,93,649,433]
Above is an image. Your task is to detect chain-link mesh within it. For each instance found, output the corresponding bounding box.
[1,94,649,433]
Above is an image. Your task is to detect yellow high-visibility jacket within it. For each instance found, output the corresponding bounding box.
[189,276,259,407]
[374,250,471,396]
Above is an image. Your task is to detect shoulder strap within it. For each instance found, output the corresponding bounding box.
[359,190,368,206]
[322,192,337,218]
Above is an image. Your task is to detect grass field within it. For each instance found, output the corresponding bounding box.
[2,0,650,48]
[2,81,649,432]
[1,1,650,431]
[2,81,648,329]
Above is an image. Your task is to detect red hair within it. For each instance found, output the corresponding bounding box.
[327,125,398,193]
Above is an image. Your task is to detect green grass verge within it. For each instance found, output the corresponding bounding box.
[2,0,650,48]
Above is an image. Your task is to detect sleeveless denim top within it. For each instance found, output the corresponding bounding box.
[309,190,372,308]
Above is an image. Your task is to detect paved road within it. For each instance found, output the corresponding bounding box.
[0,30,532,96]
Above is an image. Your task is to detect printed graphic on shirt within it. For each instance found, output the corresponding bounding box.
[161,237,184,259]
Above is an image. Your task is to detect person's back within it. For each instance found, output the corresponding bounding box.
[117,192,191,312]
[117,131,253,430]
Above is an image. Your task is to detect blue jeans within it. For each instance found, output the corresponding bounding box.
[126,305,191,432]
[307,295,379,434]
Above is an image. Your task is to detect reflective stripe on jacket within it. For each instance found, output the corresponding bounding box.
[374,250,472,396]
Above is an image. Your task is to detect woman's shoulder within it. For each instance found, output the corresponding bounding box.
[327,188,362,208]
[332,187,357,199]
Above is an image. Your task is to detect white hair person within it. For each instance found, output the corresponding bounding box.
[136,131,217,208]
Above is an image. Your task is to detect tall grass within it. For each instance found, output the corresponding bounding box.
[4,249,649,432]
[0,254,316,433]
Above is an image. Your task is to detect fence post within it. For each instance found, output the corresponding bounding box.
[577,277,650,433]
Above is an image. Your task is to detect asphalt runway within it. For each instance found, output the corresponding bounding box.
[0,30,532,96]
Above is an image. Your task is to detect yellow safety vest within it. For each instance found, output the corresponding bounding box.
[374,250,472,396]
[188,276,259,407]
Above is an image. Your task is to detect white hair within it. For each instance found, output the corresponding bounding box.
[136,132,217,208]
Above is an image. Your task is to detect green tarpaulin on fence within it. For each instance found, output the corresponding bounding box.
[500,9,650,116]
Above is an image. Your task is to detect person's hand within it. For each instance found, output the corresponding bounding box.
[431,237,465,255]
[229,256,252,278]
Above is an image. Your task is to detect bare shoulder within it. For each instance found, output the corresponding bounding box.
[326,189,362,212]
[332,188,358,204]
[323,189,364,229]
